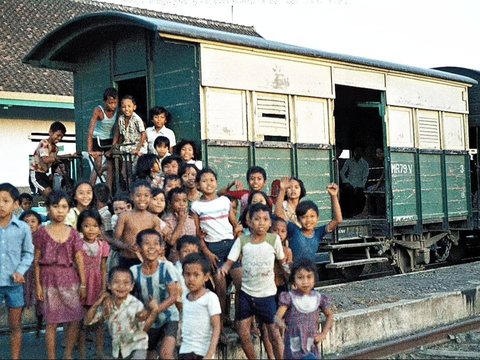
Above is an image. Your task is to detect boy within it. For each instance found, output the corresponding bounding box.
[114,95,147,156]
[220,203,284,360]
[113,180,162,269]
[110,192,132,230]
[146,106,176,154]
[174,235,202,296]
[0,183,34,359]
[85,267,159,359]
[29,121,68,196]
[179,253,221,360]
[163,174,182,195]
[153,136,171,162]
[94,183,113,239]
[14,193,33,218]
[130,229,179,359]
[161,155,183,176]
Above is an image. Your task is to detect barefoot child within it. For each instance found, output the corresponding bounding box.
[0,183,34,360]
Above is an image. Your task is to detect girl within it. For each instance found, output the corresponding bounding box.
[179,163,201,204]
[77,209,110,359]
[282,177,307,227]
[239,190,271,232]
[65,181,95,229]
[133,153,163,188]
[275,258,334,359]
[33,191,86,360]
[174,139,203,170]
[147,188,169,256]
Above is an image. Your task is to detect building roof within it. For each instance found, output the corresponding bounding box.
[0,0,261,96]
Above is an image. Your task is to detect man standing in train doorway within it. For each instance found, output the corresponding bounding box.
[340,146,369,218]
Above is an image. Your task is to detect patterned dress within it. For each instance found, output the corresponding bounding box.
[82,239,110,306]
[279,289,332,359]
[33,227,84,324]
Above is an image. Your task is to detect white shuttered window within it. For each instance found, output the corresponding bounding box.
[417,110,440,149]
[253,93,289,141]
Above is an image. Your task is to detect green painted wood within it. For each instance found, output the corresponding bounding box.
[254,147,293,195]
[390,151,418,223]
[206,145,250,189]
[445,154,468,217]
[113,28,147,76]
[419,153,444,220]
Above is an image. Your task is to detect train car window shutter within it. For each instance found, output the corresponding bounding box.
[442,113,465,150]
[418,110,440,149]
[254,93,289,141]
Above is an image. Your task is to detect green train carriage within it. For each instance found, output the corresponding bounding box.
[24,11,477,273]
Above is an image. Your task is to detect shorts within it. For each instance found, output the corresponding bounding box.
[178,353,204,360]
[118,255,141,269]
[29,171,52,194]
[147,321,179,351]
[0,285,25,308]
[206,239,241,272]
[236,289,277,324]
[92,137,113,152]
[123,349,147,359]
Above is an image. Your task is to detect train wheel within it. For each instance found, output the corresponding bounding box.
[394,247,412,274]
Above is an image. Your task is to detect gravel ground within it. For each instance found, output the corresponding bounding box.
[318,261,480,313]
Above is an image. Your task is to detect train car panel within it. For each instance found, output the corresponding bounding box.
[204,143,250,184]
[333,67,386,90]
[254,145,293,191]
[445,154,469,218]
[419,153,444,221]
[113,28,147,76]
[387,107,415,148]
[390,151,418,224]
[442,113,467,150]
[294,96,330,145]
[417,110,441,149]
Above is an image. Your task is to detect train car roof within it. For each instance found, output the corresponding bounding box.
[24,11,477,86]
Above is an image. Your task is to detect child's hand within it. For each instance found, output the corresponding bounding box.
[314,332,328,344]
[279,176,291,191]
[177,209,188,222]
[11,272,25,284]
[35,285,44,302]
[218,264,229,278]
[135,309,149,322]
[148,297,159,314]
[274,315,286,330]
[205,250,220,271]
[327,183,339,197]
[233,223,243,238]
[233,180,244,190]
[79,285,87,301]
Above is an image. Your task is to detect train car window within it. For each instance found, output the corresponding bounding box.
[295,97,329,144]
[442,113,466,150]
[388,107,414,148]
[253,93,289,141]
[417,110,440,149]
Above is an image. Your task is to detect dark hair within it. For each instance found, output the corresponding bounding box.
[182,252,210,275]
[150,106,171,124]
[77,208,103,232]
[112,192,130,204]
[246,166,267,182]
[240,191,272,227]
[248,203,272,220]
[153,136,170,149]
[130,179,152,194]
[178,163,198,179]
[49,121,67,135]
[176,235,201,252]
[19,210,42,224]
[289,258,318,284]
[288,177,307,200]
[166,186,187,205]
[93,183,111,204]
[136,228,164,247]
[19,193,33,203]
[108,266,134,285]
[196,167,217,183]
[134,154,159,181]
[121,94,136,105]
[46,190,72,208]
[272,217,287,228]
[161,155,183,171]
[0,183,20,201]
[296,200,319,218]
[247,191,271,209]
[103,87,118,101]
[174,139,200,161]
[151,187,165,199]
[70,181,95,208]
[164,174,181,187]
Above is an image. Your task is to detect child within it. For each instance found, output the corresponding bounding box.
[239,190,272,233]
[110,192,132,230]
[275,178,343,262]
[94,182,113,239]
[87,87,118,188]
[65,181,95,229]
[219,203,284,359]
[115,95,147,156]
[271,218,293,292]
[29,121,68,197]
[161,155,183,176]
[163,174,182,195]
[179,163,201,204]
[275,258,334,359]
[33,190,86,360]
[179,253,221,359]
[148,188,169,248]
[146,106,176,154]
[130,229,179,359]
[133,153,163,188]
[85,267,160,359]
[282,177,307,227]
[174,139,203,170]
[14,192,34,217]
[77,209,110,359]
[153,136,171,162]
[0,183,34,360]
[174,235,202,296]
[113,180,162,269]
[191,167,242,324]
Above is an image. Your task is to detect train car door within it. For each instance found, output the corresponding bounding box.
[116,76,148,125]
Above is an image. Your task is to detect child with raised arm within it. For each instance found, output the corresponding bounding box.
[275,258,334,359]
[0,183,34,360]
[180,253,221,360]
[219,203,285,359]
[275,177,343,262]
[85,267,160,359]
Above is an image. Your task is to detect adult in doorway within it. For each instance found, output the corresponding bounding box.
[340,146,369,218]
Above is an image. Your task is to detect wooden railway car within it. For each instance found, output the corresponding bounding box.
[24,11,478,273]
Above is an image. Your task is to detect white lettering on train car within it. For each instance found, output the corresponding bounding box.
[391,163,413,175]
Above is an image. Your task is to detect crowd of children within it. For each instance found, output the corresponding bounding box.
[2,88,343,359]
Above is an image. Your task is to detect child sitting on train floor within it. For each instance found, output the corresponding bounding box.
[146,106,176,154]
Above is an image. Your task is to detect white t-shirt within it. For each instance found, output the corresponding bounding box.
[228,234,285,297]
[191,196,233,243]
[180,290,221,357]
[145,126,176,154]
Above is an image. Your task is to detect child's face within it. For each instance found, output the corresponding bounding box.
[230,199,239,219]
[152,113,167,129]
[197,172,217,195]
[139,234,163,262]
[250,193,267,206]
[131,186,152,211]
[23,215,41,233]
[299,208,319,232]
[148,193,166,215]
[48,198,70,223]
[286,179,302,200]
[164,179,182,195]
[108,271,134,301]
[183,263,209,293]
[155,144,169,158]
[81,217,101,243]
[272,221,288,242]
[104,96,118,112]
[151,158,161,174]
[181,167,197,189]
[180,144,194,162]
[20,198,33,211]
[163,161,179,176]
[49,130,64,144]
[121,98,136,118]
[113,200,128,215]
[75,184,93,209]
[248,172,266,191]
[293,268,316,295]
[172,193,188,214]
[179,243,200,262]
[250,210,271,236]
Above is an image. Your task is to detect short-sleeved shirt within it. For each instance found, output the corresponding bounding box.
[145,126,176,154]
[30,139,58,173]
[118,112,147,153]
[287,222,327,263]
[179,290,221,357]
[191,196,233,243]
